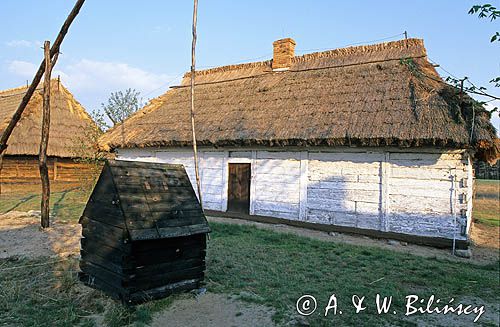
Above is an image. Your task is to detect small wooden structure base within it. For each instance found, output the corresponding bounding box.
[79,160,210,304]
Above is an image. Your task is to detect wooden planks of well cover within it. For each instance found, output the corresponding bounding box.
[78,159,210,303]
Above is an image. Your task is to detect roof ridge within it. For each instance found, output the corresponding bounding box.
[0,84,32,95]
[0,78,66,96]
[0,80,97,132]
[292,38,425,63]
[184,38,424,79]
[184,59,271,79]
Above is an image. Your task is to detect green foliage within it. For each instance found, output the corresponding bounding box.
[101,88,142,126]
[469,4,500,22]
[490,76,500,87]
[444,76,498,113]
[89,108,110,132]
[399,57,423,78]
[490,31,500,42]
[468,4,499,91]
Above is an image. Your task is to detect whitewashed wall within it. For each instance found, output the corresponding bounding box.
[386,152,470,239]
[253,151,302,219]
[116,147,473,240]
[306,152,383,230]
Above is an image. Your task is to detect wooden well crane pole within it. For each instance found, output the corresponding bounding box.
[39,41,53,228]
[190,0,203,209]
[0,0,85,157]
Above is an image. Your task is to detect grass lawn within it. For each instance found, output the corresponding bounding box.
[0,222,499,326]
[0,180,498,325]
[0,182,91,222]
[474,180,500,227]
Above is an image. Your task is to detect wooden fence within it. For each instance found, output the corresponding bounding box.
[474,160,500,180]
[0,155,99,184]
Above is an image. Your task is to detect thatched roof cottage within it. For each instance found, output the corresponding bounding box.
[0,80,98,187]
[100,38,498,248]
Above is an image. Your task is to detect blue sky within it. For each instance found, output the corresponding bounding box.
[1,0,498,130]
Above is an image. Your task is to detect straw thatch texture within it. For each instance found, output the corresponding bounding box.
[0,80,97,158]
[100,39,498,162]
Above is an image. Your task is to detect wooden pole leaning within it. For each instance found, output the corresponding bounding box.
[190,0,203,209]
[39,41,52,228]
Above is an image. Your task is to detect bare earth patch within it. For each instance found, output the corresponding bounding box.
[470,222,499,265]
[151,293,275,327]
[0,211,81,259]
[470,221,499,249]
[404,296,499,327]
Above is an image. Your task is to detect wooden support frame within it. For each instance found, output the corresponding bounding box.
[298,151,308,221]
[189,0,203,209]
[380,151,390,231]
[39,41,52,228]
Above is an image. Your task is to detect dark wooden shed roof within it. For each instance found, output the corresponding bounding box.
[82,160,210,242]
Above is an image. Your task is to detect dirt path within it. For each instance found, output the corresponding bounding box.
[207,216,499,265]
[151,293,275,327]
[0,211,80,259]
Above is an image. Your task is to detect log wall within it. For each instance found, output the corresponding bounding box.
[116,147,473,241]
[0,155,98,183]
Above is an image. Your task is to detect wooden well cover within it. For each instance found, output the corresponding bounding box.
[79,160,210,303]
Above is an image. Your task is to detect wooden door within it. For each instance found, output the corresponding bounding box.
[227,163,251,214]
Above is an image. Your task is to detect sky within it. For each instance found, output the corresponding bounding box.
[0,0,498,131]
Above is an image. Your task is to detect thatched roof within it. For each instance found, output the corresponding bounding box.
[0,80,97,158]
[100,38,498,162]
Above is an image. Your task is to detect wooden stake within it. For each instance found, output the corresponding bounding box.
[0,0,85,157]
[190,0,203,209]
[39,41,52,229]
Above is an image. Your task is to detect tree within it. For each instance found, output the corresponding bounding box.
[469,4,500,88]
[438,4,500,116]
[102,88,141,127]
[70,108,107,192]
[469,4,500,42]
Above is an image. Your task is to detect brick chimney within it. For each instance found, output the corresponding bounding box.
[272,38,296,71]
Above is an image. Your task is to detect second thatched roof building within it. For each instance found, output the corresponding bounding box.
[0,80,99,189]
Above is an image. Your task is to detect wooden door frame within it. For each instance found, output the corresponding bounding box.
[227,162,251,214]
[224,155,253,212]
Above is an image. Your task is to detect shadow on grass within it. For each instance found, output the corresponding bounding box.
[52,187,79,218]
[2,194,38,213]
